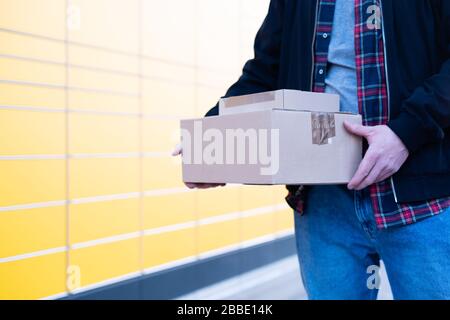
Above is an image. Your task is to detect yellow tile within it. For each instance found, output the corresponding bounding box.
[0,57,65,86]
[196,0,240,70]
[241,185,279,211]
[274,209,295,233]
[68,0,139,53]
[143,156,185,190]
[0,159,66,207]
[142,60,195,83]
[197,69,237,89]
[143,228,196,268]
[0,0,65,39]
[142,0,196,64]
[143,119,180,152]
[0,206,65,258]
[197,187,240,219]
[272,185,289,201]
[142,80,196,117]
[0,83,65,109]
[69,158,139,199]
[68,67,139,95]
[196,86,224,118]
[0,31,65,63]
[69,45,139,74]
[197,220,240,254]
[68,90,139,113]
[143,192,195,229]
[69,238,140,287]
[0,252,66,300]
[70,198,140,244]
[69,114,139,154]
[0,109,65,155]
[241,212,275,242]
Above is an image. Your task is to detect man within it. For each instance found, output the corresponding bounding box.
[173,0,450,299]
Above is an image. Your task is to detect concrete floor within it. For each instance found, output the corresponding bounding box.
[177,255,393,300]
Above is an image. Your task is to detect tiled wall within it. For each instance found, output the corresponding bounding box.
[0,0,294,299]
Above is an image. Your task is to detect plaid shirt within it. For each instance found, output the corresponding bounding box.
[286,0,450,229]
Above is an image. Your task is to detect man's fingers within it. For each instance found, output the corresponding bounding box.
[185,182,226,189]
[376,165,397,183]
[352,161,384,190]
[185,183,210,189]
[195,183,223,189]
[377,171,394,184]
[344,121,372,138]
[171,143,182,156]
[185,182,198,189]
[355,162,398,190]
[348,150,378,190]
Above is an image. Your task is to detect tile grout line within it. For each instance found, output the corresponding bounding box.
[0,104,189,119]
[0,79,139,97]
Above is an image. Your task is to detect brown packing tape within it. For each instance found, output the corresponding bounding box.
[311,112,336,145]
[222,91,277,108]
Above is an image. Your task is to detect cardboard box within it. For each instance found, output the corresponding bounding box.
[219,89,340,115]
[180,109,362,185]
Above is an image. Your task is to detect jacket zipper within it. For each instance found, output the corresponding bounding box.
[379,0,399,203]
[309,0,320,91]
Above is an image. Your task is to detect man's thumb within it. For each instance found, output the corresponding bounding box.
[344,121,371,138]
[171,143,182,156]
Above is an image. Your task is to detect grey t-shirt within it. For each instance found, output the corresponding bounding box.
[324,0,358,114]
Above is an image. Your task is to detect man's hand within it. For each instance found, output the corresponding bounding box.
[344,121,409,191]
[172,143,226,189]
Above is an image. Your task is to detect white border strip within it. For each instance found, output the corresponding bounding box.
[70,153,141,159]
[0,105,65,113]
[0,152,175,161]
[0,185,246,212]
[70,192,141,205]
[0,79,139,97]
[0,246,67,263]
[0,154,66,160]
[0,200,67,212]
[70,231,141,250]
[142,187,194,197]
[199,212,241,226]
[0,105,186,120]
[143,221,197,236]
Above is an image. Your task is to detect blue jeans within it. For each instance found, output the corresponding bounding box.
[293,184,450,300]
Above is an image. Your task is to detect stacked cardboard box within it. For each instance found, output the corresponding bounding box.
[180,89,362,185]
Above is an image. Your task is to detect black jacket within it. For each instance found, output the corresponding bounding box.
[205,0,450,203]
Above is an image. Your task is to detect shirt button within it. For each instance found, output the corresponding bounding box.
[318,69,324,75]
[322,33,328,39]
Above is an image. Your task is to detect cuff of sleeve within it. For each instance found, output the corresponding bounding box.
[204,104,219,117]
[387,111,431,154]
